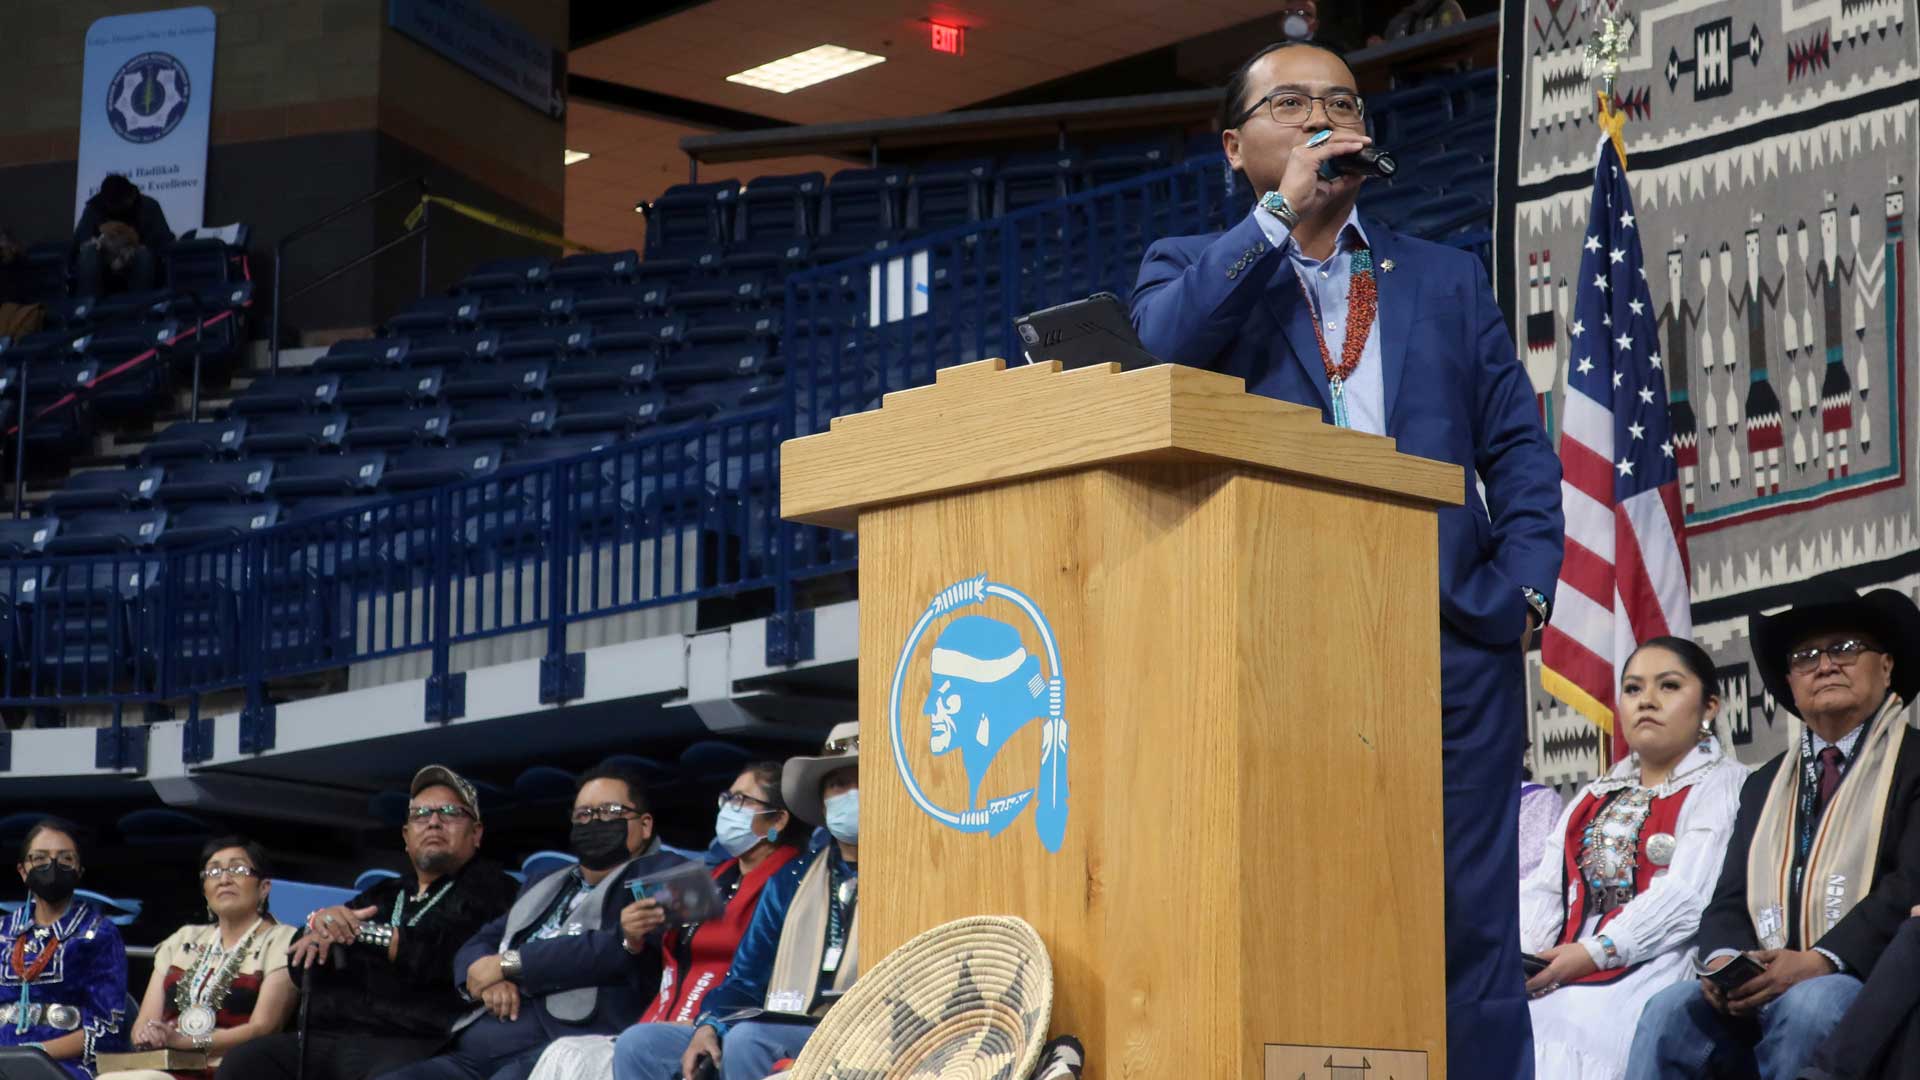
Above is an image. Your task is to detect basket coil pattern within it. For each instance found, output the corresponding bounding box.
[788,915,1054,1080]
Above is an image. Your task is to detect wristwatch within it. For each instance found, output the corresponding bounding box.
[499,949,523,982]
[1258,190,1300,229]
[1522,586,1552,628]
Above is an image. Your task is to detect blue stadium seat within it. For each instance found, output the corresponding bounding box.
[2,329,88,366]
[1401,191,1490,239]
[734,172,823,248]
[723,238,811,278]
[0,518,58,557]
[48,467,164,513]
[157,501,280,548]
[384,296,477,337]
[657,342,772,387]
[521,851,578,880]
[682,307,778,345]
[22,242,71,303]
[1356,184,1431,227]
[89,287,174,325]
[342,405,451,449]
[547,250,639,290]
[1080,142,1172,189]
[475,291,563,330]
[165,225,250,292]
[456,256,550,295]
[498,324,593,362]
[142,418,249,463]
[555,391,663,435]
[335,367,443,409]
[268,881,357,928]
[269,452,386,497]
[1370,84,1454,147]
[672,273,764,309]
[1452,68,1499,120]
[817,167,907,261]
[316,337,411,374]
[449,398,557,441]
[659,376,768,425]
[382,442,503,491]
[995,150,1078,215]
[157,460,273,504]
[505,433,620,465]
[590,317,683,353]
[644,180,740,258]
[407,331,501,368]
[43,509,168,554]
[240,412,348,455]
[444,357,548,400]
[547,351,656,398]
[82,321,182,419]
[43,297,100,333]
[907,159,993,231]
[572,286,659,325]
[229,372,341,415]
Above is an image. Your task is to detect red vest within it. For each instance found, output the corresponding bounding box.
[1555,784,1694,985]
[639,845,801,1024]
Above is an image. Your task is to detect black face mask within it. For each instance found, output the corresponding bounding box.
[568,819,632,870]
[24,864,79,905]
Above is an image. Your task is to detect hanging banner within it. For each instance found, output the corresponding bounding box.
[75,6,217,234]
[388,0,566,119]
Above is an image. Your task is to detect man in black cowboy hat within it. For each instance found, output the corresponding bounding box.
[1626,574,1920,1079]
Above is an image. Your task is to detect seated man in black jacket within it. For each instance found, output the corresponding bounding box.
[382,763,684,1080]
[1626,576,1920,1080]
[216,765,519,1080]
[72,173,173,296]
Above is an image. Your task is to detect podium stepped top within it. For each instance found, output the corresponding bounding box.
[781,358,1463,529]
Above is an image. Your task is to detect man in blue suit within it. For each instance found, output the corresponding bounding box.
[1130,42,1564,1080]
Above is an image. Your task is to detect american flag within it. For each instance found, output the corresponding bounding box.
[1538,140,1693,761]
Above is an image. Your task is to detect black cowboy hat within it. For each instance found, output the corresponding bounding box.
[1750,572,1920,718]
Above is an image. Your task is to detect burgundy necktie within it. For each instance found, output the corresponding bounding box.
[1817,746,1846,810]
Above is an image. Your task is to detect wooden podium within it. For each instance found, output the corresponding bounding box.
[782,360,1464,1078]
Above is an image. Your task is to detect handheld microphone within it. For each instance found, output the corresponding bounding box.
[1318,147,1398,181]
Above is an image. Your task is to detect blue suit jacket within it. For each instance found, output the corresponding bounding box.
[1131,212,1564,652]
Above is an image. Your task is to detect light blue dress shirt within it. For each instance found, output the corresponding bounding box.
[1251,205,1385,435]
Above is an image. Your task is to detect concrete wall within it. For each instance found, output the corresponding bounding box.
[0,0,566,335]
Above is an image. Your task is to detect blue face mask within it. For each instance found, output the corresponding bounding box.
[713,804,763,857]
[824,790,860,846]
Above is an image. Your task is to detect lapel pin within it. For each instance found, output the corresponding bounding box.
[1380,259,1396,272]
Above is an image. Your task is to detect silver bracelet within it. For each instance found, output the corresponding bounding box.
[355,922,395,950]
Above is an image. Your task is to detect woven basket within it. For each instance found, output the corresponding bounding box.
[787,914,1054,1080]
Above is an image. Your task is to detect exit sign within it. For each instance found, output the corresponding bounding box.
[930,22,964,55]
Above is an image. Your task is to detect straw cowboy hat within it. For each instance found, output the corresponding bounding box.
[783,722,860,827]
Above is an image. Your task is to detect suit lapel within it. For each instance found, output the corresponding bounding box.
[1366,220,1415,430]
[1261,260,1335,416]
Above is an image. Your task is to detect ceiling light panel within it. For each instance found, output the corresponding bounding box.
[725,45,886,94]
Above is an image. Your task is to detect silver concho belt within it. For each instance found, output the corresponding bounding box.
[0,1002,82,1030]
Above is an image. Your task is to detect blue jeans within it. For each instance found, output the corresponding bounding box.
[1625,973,1863,1079]
[612,1020,814,1080]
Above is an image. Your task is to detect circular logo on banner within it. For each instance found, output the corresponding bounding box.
[106,51,191,144]
[888,574,1069,853]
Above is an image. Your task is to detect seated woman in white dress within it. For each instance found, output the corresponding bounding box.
[1520,635,1748,1080]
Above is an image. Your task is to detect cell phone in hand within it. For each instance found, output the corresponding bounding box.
[1704,953,1767,993]
[630,862,725,923]
[1521,953,1551,978]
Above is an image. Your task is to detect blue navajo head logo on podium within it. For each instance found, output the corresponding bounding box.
[888,575,1069,853]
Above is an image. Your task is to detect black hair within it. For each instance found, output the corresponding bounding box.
[575,762,653,815]
[743,761,807,850]
[198,835,273,878]
[1626,636,1721,698]
[18,817,85,866]
[97,174,138,209]
[1217,40,1352,133]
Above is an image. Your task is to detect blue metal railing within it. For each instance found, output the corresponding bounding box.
[0,155,1237,752]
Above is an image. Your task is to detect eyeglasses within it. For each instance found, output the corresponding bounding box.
[1232,89,1366,129]
[201,865,259,880]
[23,854,78,871]
[1787,640,1888,674]
[406,804,474,825]
[717,792,776,812]
[822,732,860,755]
[571,803,640,825]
